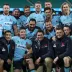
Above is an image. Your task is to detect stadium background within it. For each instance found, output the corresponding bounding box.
[0,0,72,11]
[0,0,72,72]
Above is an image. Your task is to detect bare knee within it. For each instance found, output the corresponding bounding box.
[14,69,21,72]
[0,60,4,67]
[63,57,71,67]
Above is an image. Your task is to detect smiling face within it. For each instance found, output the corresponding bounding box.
[5,32,11,41]
[12,9,20,17]
[19,29,26,39]
[63,27,71,36]
[35,3,42,12]
[62,3,70,14]
[45,21,53,31]
[56,29,64,39]
[24,7,30,16]
[37,32,44,41]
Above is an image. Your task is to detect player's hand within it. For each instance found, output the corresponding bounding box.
[52,36,56,41]
[24,54,30,59]
[7,59,12,64]
[35,57,41,65]
[53,57,59,64]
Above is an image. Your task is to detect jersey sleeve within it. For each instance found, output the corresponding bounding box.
[11,16,17,25]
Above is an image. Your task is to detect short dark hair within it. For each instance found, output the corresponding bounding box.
[4,30,11,35]
[44,7,52,12]
[3,3,10,6]
[24,5,30,9]
[29,18,36,24]
[19,27,26,31]
[64,25,70,29]
[37,30,44,35]
[56,25,63,31]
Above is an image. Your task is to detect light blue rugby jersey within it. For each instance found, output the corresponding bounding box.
[44,28,56,39]
[0,14,17,34]
[27,12,44,30]
[52,15,60,27]
[0,21,4,37]
[16,18,22,30]
[20,15,28,27]
[26,27,39,40]
[60,13,72,25]
[43,14,60,27]
[12,36,32,61]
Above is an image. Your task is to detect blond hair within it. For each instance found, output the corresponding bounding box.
[61,2,70,12]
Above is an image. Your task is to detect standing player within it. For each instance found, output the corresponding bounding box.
[0,4,18,36]
[44,1,55,15]
[12,8,22,30]
[44,7,60,27]
[20,5,31,28]
[27,1,44,30]
[60,2,72,26]
[44,20,55,40]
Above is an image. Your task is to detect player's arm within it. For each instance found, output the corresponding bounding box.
[8,40,15,61]
[13,24,18,36]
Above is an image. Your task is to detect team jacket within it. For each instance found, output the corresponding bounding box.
[52,35,72,59]
[32,37,54,60]
[0,37,15,61]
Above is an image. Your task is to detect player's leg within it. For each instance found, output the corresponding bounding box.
[13,59,23,72]
[0,59,4,72]
[63,56,71,72]
[3,61,11,72]
[44,57,53,72]
[26,58,36,72]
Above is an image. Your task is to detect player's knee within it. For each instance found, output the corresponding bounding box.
[0,60,4,66]
[14,69,21,72]
[3,70,7,72]
[63,57,71,67]
[45,57,53,64]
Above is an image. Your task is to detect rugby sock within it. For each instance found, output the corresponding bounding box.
[64,67,70,72]
[30,69,36,72]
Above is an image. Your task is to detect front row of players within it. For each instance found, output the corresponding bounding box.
[0,25,72,72]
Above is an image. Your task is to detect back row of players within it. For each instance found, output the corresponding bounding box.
[0,1,72,38]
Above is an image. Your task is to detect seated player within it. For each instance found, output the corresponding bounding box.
[52,26,72,72]
[30,30,54,72]
[12,27,34,72]
[0,30,15,72]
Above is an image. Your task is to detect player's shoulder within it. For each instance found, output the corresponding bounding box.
[25,38,32,45]
[12,36,20,39]
[35,26,41,30]
[20,15,27,20]
[20,15,25,18]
